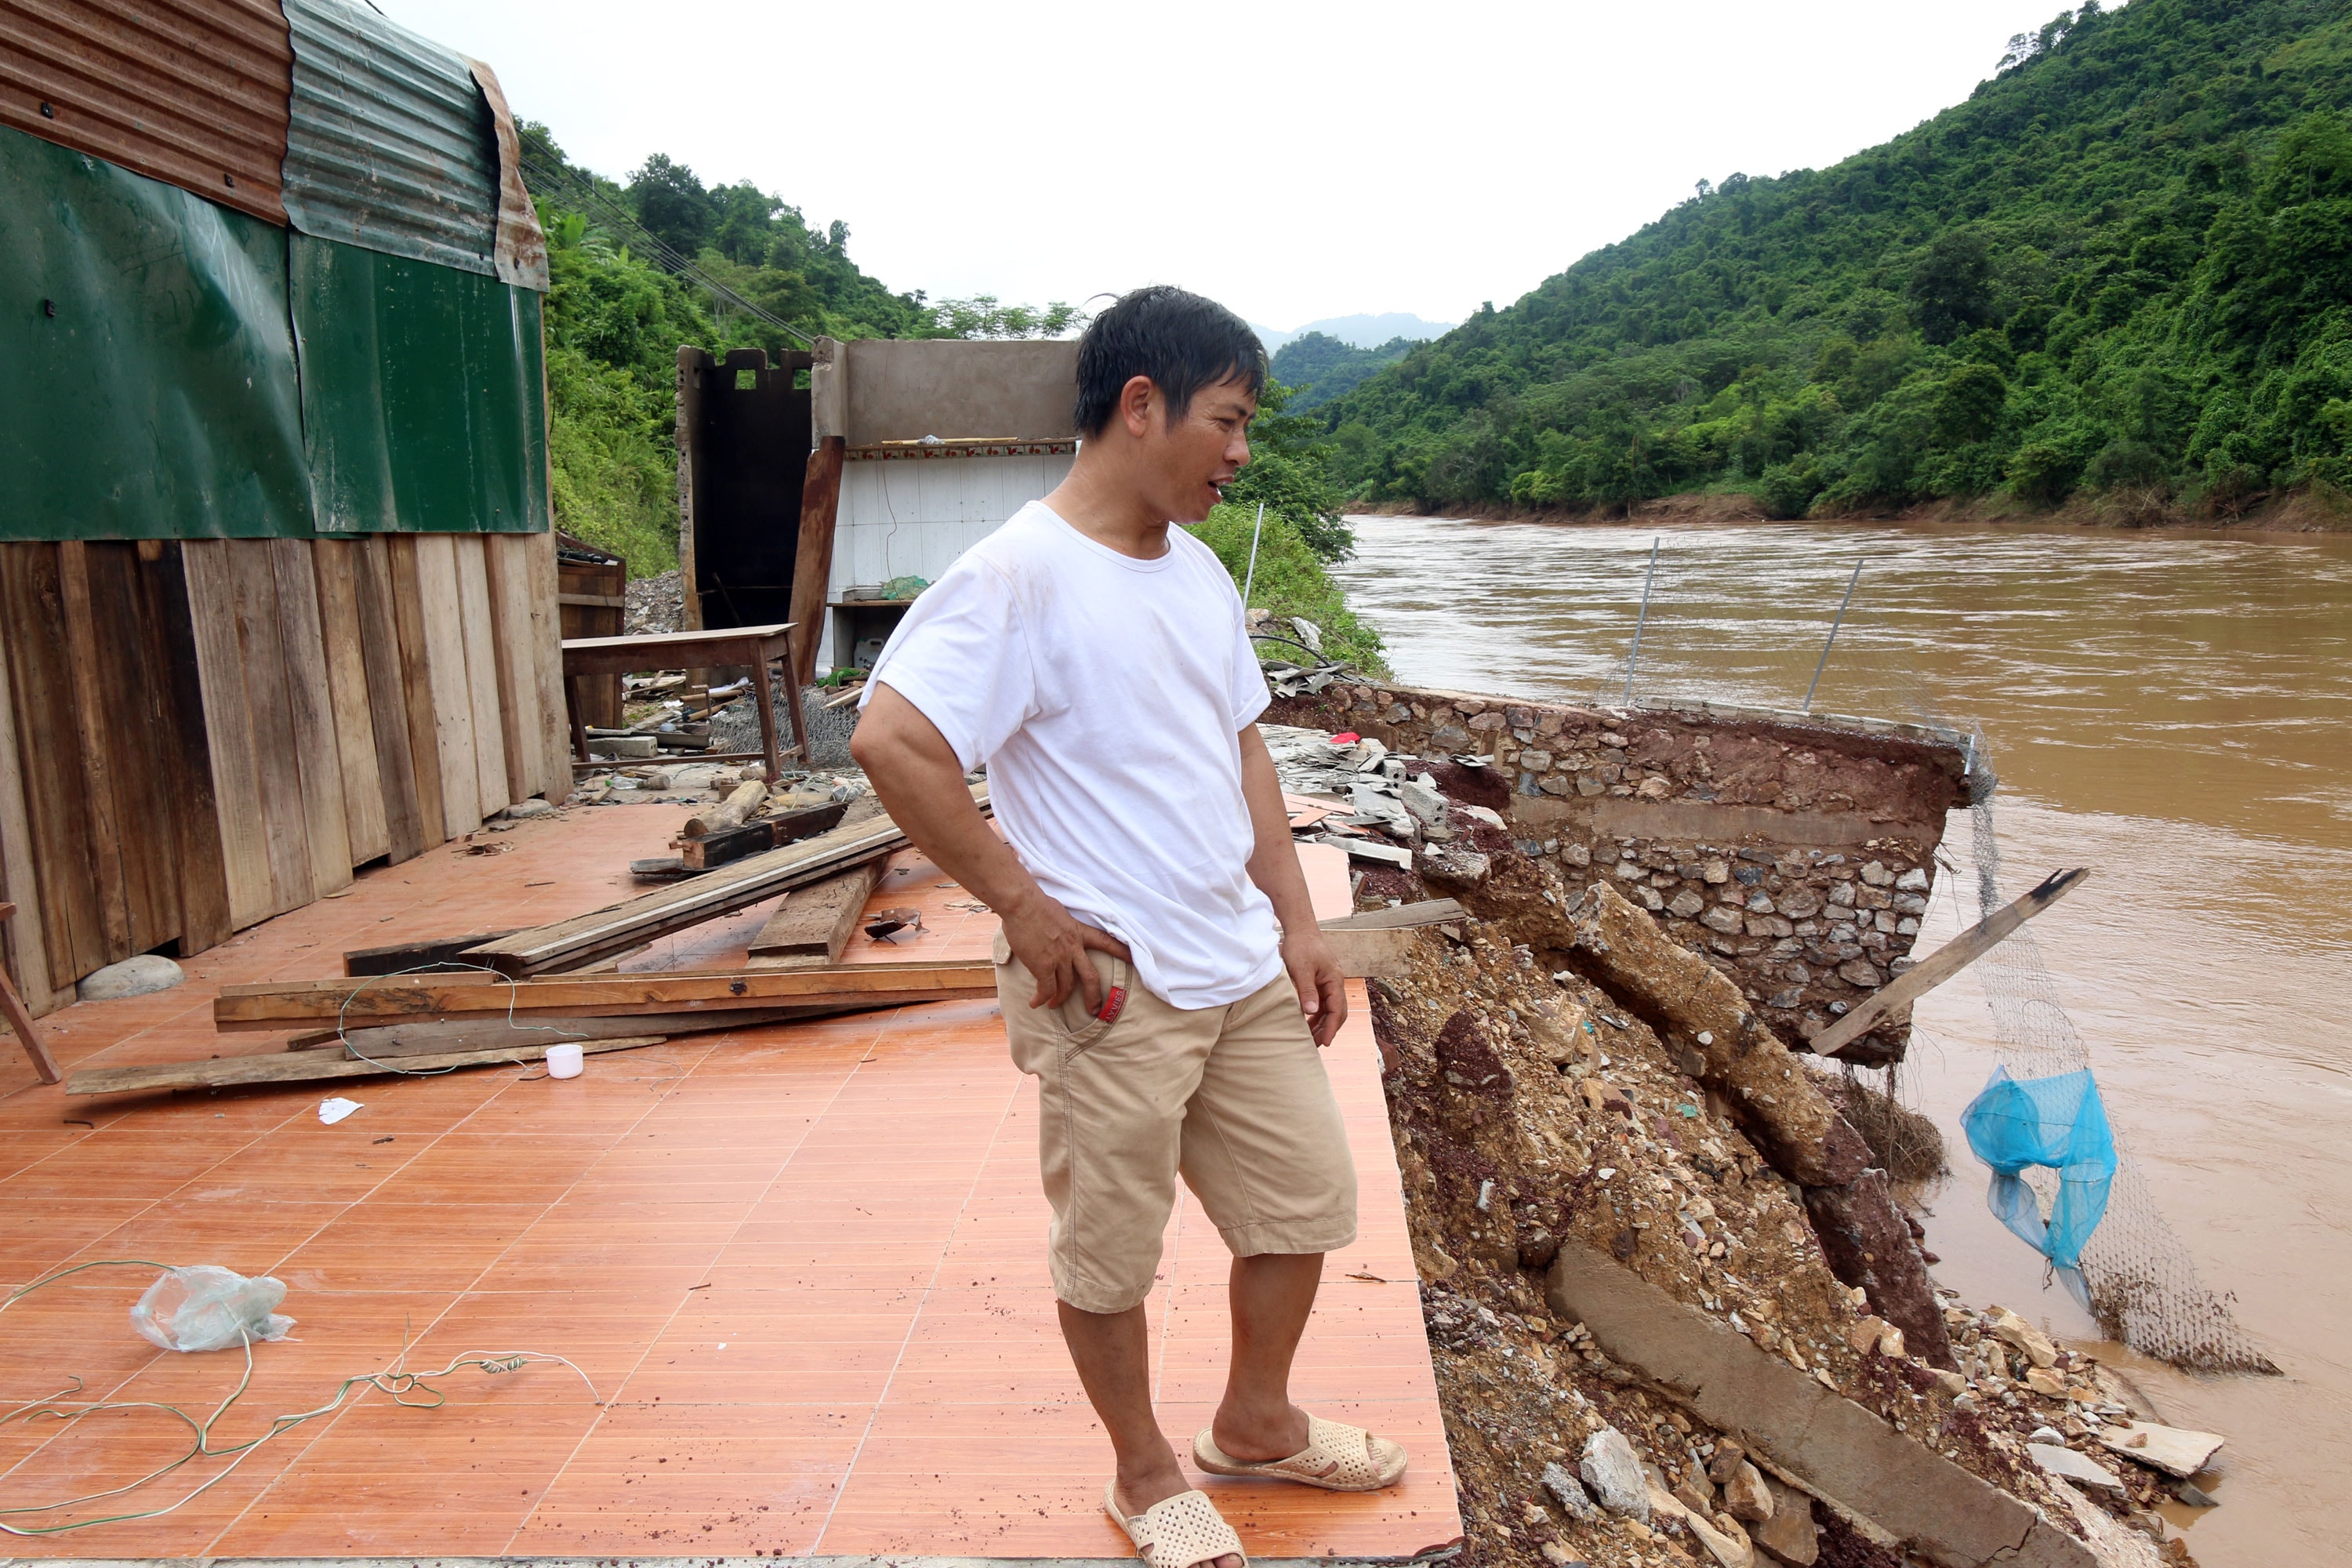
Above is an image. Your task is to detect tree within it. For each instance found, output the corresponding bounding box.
[1909,230,1994,346]
[626,154,714,257]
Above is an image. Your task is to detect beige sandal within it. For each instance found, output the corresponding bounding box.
[1192,1413,1408,1491]
[1104,1479,1248,1568]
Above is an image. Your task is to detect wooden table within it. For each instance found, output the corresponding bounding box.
[561,622,812,785]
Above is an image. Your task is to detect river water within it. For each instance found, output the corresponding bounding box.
[1331,514,2352,1567]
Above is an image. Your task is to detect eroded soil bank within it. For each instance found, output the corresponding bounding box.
[1346,817,2202,1567]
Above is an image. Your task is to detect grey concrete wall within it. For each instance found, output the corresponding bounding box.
[811,337,1079,445]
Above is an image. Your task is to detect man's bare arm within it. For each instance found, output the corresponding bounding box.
[1237,724,1348,1046]
[850,683,1127,1014]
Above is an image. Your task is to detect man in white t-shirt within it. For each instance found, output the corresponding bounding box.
[851,287,1406,1568]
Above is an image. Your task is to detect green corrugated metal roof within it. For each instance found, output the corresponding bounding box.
[280,0,499,278]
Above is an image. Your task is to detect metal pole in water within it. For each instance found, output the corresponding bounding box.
[1804,556,1867,713]
[1623,535,1660,706]
[1240,501,1266,605]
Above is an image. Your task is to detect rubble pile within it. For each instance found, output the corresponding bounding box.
[1309,718,2214,1568]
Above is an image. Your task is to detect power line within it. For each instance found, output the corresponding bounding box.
[521,154,815,347]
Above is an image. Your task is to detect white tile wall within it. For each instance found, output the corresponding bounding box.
[820,450,1073,669]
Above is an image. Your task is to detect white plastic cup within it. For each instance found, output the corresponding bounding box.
[545,1043,584,1079]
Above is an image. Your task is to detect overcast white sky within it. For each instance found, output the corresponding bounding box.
[377,0,2071,332]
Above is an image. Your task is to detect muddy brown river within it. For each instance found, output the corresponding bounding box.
[1332,514,2352,1566]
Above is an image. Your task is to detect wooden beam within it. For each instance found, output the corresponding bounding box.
[789,434,845,687]
[524,528,573,805]
[384,535,450,849]
[69,1032,671,1097]
[228,539,315,914]
[343,929,521,977]
[150,543,231,955]
[213,959,995,1031]
[0,902,58,1082]
[310,541,390,865]
[343,1004,866,1058]
[457,785,985,976]
[558,591,627,610]
[54,543,134,959]
[411,533,481,837]
[0,602,56,1017]
[1319,898,1467,931]
[484,532,547,805]
[452,535,510,819]
[747,861,886,969]
[351,535,426,863]
[677,800,849,870]
[180,540,274,930]
[1813,868,2092,1059]
[269,538,354,895]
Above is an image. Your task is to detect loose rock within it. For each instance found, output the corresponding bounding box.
[1579,1427,1650,1519]
[78,954,185,1001]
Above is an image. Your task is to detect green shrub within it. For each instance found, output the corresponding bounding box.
[1186,503,1389,677]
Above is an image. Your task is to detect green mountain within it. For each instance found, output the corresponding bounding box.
[1271,332,1422,410]
[1324,0,2352,520]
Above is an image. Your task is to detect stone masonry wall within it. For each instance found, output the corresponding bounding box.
[1269,682,1975,1065]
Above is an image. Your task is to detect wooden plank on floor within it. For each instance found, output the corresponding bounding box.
[71,1032,673,1095]
[483,532,546,804]
[147,543,230,956]
[379,535,445,855]
[310,540,390,865]
[215,958,997,1029]
[746,860,886,969]
[0,544,104,986]
[451,535,510,819]
[180,540,273,930]
[460,789,985,976]
[54,543,136,961]
[409,533,481,837]
[227,539,314,915]
[268,539,353,894]
[0,597,56,1017]
[526,530,572,804]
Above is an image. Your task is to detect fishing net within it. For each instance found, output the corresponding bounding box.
[1957,757,2278,1372]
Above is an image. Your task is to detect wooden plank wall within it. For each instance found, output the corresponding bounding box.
[0,533,568,1015]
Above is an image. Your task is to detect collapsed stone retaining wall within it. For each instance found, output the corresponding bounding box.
[1268,681,1976,1064]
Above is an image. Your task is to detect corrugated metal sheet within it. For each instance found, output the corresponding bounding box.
[280,0,497,277]
[463,55,547,292]
[0,0,293,225]
[2,125,312,540]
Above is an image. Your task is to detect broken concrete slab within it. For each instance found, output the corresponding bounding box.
[1546,1235,2096,1568]
[2029,1443,2123,1492]
[1323,833,1413,869]
[2095,1420,2223,1479]
[1563,881,1871,1189]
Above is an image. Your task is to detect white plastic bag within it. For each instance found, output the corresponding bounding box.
[129,1265,294,1352]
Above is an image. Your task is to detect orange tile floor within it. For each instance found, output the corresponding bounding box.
[0,802,1460,1561]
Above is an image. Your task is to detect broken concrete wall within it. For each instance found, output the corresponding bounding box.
[1272,682,1974,1063]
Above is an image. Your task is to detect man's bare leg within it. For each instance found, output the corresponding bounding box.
[1059,1300,1245,1568]
[1210,1251,1320,1462]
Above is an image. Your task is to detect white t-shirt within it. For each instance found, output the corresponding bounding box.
[861,500,1279,1009]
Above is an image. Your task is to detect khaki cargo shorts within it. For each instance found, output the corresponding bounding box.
[994,935,1358,1315]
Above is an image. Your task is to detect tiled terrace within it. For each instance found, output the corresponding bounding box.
[0,801,1459,1562]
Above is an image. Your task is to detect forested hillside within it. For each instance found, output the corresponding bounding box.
[1325,0,2352,520]
[521,127,1080,570]
[1270,332,1421,410]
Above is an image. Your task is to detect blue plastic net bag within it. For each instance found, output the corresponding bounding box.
[1959,1065,2118,1310]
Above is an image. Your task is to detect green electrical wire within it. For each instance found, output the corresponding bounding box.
[1,1261,600,1535]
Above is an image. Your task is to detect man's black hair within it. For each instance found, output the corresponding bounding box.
[1073,285,1266,438]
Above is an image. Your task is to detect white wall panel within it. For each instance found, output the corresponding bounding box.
[822,447,1075,669]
